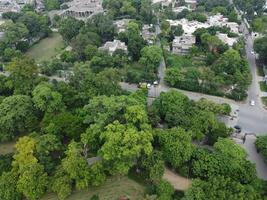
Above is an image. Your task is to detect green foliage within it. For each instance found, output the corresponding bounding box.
[184,176,264,200]
[17,163,48,200]
[7,57,38,95]
[59,17,84,42]
[254,36,267,65]
[0,154,12,175]
[191,138,257,184]
[155,180,175,200]
[100,120,153,175]
[140,151,165,182]
[255,135,267,162]
[32,82,65,113]
[0,171,22,200]
[158,127,195,168]
[186,12,207,22]
[0,96,37,142]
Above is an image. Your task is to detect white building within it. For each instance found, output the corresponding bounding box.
[217,33,238,47]
[142,24,156,44]
[114,19,130,33]
[60,0,103,19]
[99,40,128,55]
[208,14,240,34]
[152,0,172,7]
[172,35,196,55]
[184,0,197,10]
[172,6,191,14]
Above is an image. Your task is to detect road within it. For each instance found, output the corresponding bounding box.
[122,15,267,179]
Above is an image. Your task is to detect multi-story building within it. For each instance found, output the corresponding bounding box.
[99,40,128,55]
[172,35,196,55]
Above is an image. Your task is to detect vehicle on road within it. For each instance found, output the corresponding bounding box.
[153,80,159,85]
[250,100,255,106]
[147,83,152,89]
[234,125,242,133]
[251,51,255,54]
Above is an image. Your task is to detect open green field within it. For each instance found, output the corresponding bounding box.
[42,176,145,200]
[26,32,65,63]
[0,141,15,155]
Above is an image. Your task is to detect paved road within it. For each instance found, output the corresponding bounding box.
[122,16,267,179]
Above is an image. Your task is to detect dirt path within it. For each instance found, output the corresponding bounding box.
[163,168,192,191]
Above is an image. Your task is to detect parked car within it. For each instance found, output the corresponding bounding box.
[234,125,242,133]
[250,100,255,106]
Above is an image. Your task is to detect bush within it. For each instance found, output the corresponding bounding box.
[255,136,267,162]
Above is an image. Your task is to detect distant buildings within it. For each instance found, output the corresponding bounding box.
[172,35,196,55]
[114,19,130,33]
[184,0,197,10]
[216,33,238,47]
[99,40,128,55]
[142,24,156,45]
[60,0,103,19]
[0,0,20,15]
[151,0,172,7]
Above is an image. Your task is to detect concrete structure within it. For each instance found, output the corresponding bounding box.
[0,0,20,15]
[60,0,103,19]
[152,0,172,7]
[114,19,130,33]
[184,0,197,10]
[208,14,240,34]
[172,35,195,55]
[142,24,156,45]
[99,40,128,55]
[217,33,238,47]
[172,6,191,14]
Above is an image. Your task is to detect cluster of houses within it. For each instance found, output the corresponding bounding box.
[169,14,241,54]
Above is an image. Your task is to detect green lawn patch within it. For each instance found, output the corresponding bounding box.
[26,32,65,63]
[259,81,267,92]
[42,176,145,200]
[0,141,15,155]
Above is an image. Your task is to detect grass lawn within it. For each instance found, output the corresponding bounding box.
[26,32,65,63]
[0,141,15,155]
[42,176,145,200]
[259,81,267,92]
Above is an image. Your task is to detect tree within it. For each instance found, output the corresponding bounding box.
[140,150,165,182]
[0,96,37,142]
[0,171,22,200]
[254,36,267,65]
[99,120,153,175]
[184,176,264,200]
[17,163,48,200]
[32,82,65,113]
[255,135,267,162]
[51,167,72,200]
[0,21,28,47]
[7,57,38,95]
[139,45,162,72]
[158,127,195,168]
[155,180,175,200]
[62,141,90,190]
[59,17,84,42]
[120,1,136,17]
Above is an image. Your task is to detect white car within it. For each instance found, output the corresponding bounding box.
[250,100,255,106]
[147,83,152,89]
[251,51,255,54]
[153,80,159,85]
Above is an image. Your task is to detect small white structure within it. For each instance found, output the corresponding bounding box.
[142,24,156,44]
[184,0,197,10]
[114,19,130,33]
[208,14,240,34]
[60,0,103,19]
[217,33,238,47]
[172,6,191,14]
[152,0,172,7]
[99,40,128,55]
[172,35,196,55]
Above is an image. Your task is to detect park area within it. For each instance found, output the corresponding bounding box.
[26,32,65,63]
[42,176,145,200]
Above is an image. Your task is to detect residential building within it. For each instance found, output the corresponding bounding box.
[114,19,130,33]
[184,0,197,10]
[172,35,196,55]
[152,0,172,7]
[60,0,103,19]
[99,40,128,55]
[217,33,238,47]
[142,24,156,45]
